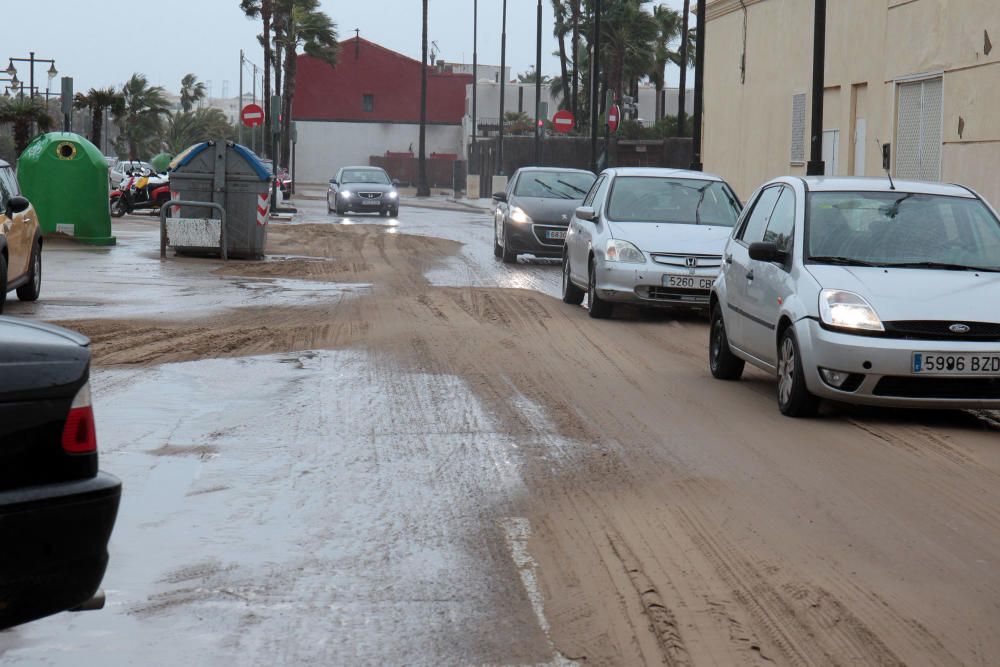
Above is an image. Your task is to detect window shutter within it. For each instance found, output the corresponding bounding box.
[791,93,806,164]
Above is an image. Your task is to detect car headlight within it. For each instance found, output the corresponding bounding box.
[819,289,884,333]
[387,191,398,200]
[509,206,532,224]
[340,190,352,198]
[605,239,645,264]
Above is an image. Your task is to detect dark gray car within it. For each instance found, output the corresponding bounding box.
[327,166,400,217]
[493,167,596,263]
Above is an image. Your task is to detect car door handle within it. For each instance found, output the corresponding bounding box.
[725,254,733,265]
[746,270,754,281]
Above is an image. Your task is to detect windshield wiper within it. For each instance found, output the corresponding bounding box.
[880,261,1000,272]
[534,180,573,199]
[808,256,882,267]
[693,182,712,225]
[556,179,588,196]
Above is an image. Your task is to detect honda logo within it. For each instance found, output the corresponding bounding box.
[949,323,971,334]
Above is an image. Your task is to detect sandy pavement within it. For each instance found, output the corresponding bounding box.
[45,219,1000,666]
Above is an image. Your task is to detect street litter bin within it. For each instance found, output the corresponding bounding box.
[16,132,115,246]
[168,140,271,259]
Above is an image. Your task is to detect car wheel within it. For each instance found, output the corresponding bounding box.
[16,243,41,302]
[110,197,127,218]
[562,255,585,305]
[501,222,517,264]
[326,197,332,214]
[777,328,819,417]
[391,207,399,218]
[0,253,7,314]
[335,199,346,216]
[709,306,744,380]
[587,260,612,319]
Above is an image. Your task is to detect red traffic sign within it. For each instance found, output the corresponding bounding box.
[552,109,575,134]
[607,104,621,133]
[241,103,264,128]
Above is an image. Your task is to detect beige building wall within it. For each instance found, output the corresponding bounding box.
[704,0,1000,204]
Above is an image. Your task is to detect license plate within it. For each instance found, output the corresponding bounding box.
[361,200,380,206]
[546,230,567,240]
[663,275,714,290]
[912,352,1000,375]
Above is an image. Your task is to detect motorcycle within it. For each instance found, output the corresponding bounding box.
[110,168,171,217]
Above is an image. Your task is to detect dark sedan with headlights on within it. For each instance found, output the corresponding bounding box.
[327,166,400,217]
[493,167,596,263]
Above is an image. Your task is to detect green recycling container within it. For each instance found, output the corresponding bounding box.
[17,132,116,246]
[150,152,174,173]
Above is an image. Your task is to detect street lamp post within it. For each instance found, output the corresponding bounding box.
[806,0,827,176]
[534,0,542,164]
[590,0,602,173]
[5,52,57,100]
[498,0,508,177]
[471,0,477,151]
[689,0,705,171]
[677,0,691,137]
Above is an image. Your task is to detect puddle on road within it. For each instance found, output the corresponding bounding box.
[1,350,580,666]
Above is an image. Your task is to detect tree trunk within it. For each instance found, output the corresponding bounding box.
[262,1,272,159]
[417,0,430,197]
[91,106,103,146]
[557,28,570,110]
[677,0,691,136]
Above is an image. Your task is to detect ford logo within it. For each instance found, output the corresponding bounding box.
[949,323,971,334]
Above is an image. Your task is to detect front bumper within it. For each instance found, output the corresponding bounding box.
[339,193,399,213]
[795,318,1000,408]
[594,259,718,308]
[504,220,566,257]
[0,472,122,630]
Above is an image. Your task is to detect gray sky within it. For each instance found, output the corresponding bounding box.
[5,0,689,99]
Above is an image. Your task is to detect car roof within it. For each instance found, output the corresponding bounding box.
[797,176,976,198]
[515,167,595,175]
[604,167,727,183]
[341,166,385,171]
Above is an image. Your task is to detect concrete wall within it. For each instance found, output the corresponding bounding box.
[704,0,1000,203]
[294,121,463,184]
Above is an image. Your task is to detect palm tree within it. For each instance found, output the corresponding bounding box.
[0,98,55,156]
[114,73,170,159]
[274,0,339,167]
[551,0,571,108]
[417,0,430,197]
[162,108,236,153]
[651,4,682,121]
[73,86,125,149]
[517,69,551,84]
[179,74,207,112]
[240,0,274,158]
[602,0,658,106]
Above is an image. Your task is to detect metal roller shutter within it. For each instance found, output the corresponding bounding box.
[895,78,943,181]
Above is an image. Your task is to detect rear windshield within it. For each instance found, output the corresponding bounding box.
[514,171,596,199]
[342,169,390,184]
[606,176,741,226]
[808,192,1000,270]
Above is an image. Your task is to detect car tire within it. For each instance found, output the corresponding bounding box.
[777,328,820,418]
[391,207,399,218]
[562,256,585,305]
[587,261,612,319]
[110,197,127,218]
[0,253,7,314]
[501,223,517,264]
[16,243,41,302]
[335,199,346,216]
[709,306,744,380]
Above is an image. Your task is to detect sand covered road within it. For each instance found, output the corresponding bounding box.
[54,221,1000,665]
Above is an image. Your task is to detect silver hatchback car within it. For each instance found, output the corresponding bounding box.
[561,168,742,318]
[710,176,1000,416]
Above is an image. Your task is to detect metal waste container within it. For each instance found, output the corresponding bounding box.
[168,141,271,259]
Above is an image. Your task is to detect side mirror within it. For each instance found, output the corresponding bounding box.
[392,179,401,187]
[492,192,507,203]
[7,196,29,215]
[575,206,596,222]
[748,241,787,263]
[329,179,338,186]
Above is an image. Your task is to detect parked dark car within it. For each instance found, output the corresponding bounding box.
[492,167,597,263]
[0,317,121,630]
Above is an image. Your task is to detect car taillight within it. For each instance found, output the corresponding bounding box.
[62,382,97,454]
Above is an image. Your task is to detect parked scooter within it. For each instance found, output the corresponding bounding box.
[110,167,171,217]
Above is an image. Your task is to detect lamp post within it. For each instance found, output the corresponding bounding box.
[806,0,827,176]
[534,0,542,164]
[589,0,602,173]
[498,0,508,177]
[689,0,705,171]
[5,52,57,100]
[471,0,477,150]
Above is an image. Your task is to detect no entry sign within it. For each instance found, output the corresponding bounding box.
[552,109,575,134]
[241,103,264,128]
[607,104,621,134]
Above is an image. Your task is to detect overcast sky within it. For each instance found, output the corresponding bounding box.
[5,0,690,99]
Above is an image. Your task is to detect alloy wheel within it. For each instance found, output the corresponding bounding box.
[778,337,795,405]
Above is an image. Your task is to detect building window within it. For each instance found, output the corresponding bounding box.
[895,77,942,181]
[362,94,374,112]
[790,92,806,165]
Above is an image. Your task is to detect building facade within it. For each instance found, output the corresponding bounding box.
[291,38,472,184]
[703,0,1000,202]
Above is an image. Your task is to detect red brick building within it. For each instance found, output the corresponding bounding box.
[292,37,472,185]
